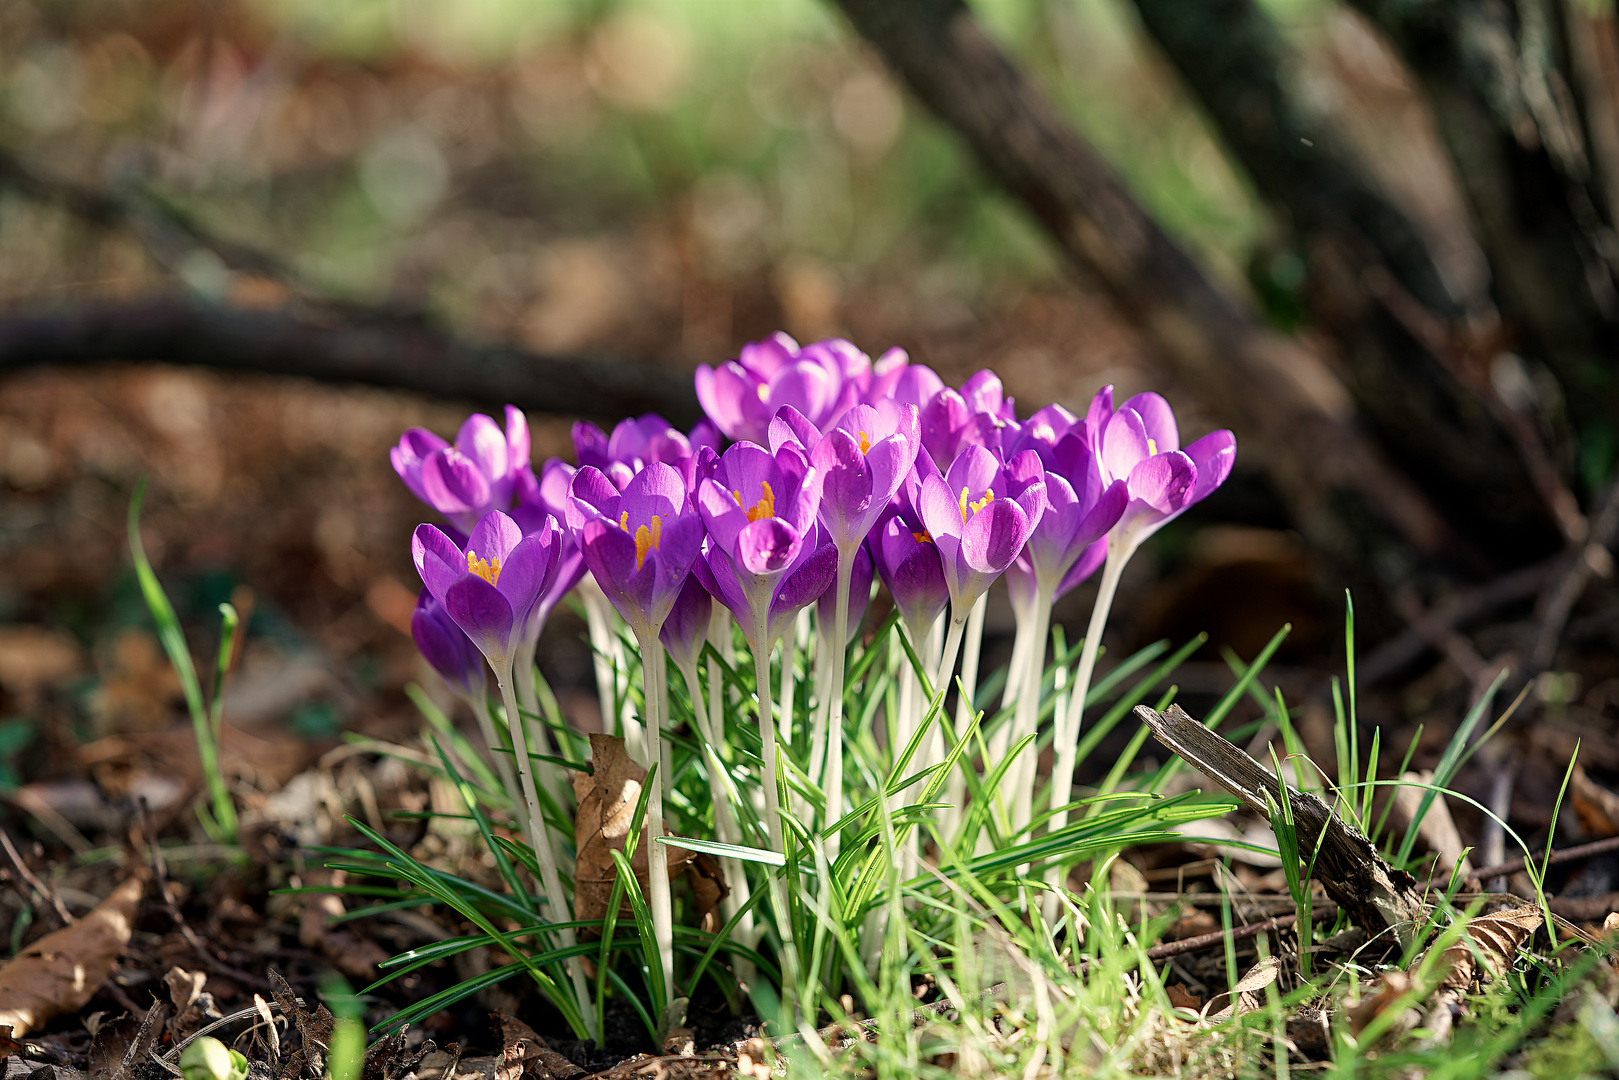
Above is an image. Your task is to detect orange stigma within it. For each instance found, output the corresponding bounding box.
[958,486,995,523]
[731,480,776,523]
[467,549,502,585]
[858,431,872,454]
[911,529,933,544]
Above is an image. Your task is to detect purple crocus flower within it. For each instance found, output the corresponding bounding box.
[572,414,722,490]
[393,407,531,534]
[1004,404,1128,605]
[872,508,950,643]
[698,334,902,444]
[918,374,1020,466]
[915,445,1047,614]
[412,511,561,671]
[411,590,485,701]
[693,441,834,649]
[565,462,706,641]
[659,574,712,675]
[1090,388,1237,551]
[809,403,921,556]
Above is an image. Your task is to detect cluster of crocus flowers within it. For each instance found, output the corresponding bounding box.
[392,331,1235,1033]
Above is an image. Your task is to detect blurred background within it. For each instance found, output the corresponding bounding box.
[2,0,1617,811]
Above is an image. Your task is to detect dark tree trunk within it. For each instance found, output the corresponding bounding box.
[832,0,1457,573]
[1129,0,1562,564]
[1351,0,1619,453]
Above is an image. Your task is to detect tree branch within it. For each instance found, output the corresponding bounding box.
[832,0,1456,568]
[0,297,702,426]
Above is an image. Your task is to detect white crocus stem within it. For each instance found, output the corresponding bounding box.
[1010,580,1055,842]
[637,634,675,1019]
[934,602,970,838]
[676,655,757,985]
[581,579,643,763]
[807,620,832,788]
[822,550,855,856]
[750,617,801,1023]
[494,662,595,1042]
[944,592,987,839]
[1041,539,1132,921]
[469,687,527,835]
[512,639,569,863]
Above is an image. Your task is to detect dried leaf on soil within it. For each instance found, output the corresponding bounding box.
[1572,764,1619,838]
[495,1011,584,1080]
[0,872,144,1036]
[163,966,222,1043]
[1204,956,1279,1021]
[297,870,388,982]
[571,734,694,926]
[106,1001,169,1080]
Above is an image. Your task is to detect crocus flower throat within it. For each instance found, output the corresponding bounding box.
[734,480,776,523]
[959,486,995,522]
[620,511,662,570]
[468,550,502,585]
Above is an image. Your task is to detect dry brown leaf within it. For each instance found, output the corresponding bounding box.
[572,734,693,927]
[163,966,222,1043]
[0,625,81,701]
[1205,956,1279,1021]
[1571,764,1619,838]
[107,1002,168,1080]
[1346,971,1413,1036]
[1436,906,1543,991]
[0,873,144,1036]
[1165,983,1203,1012]
[495,1011,585,1080]
[297,870,388,982]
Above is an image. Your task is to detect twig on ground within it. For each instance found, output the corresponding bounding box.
[1137,703,1428,942]
[1359,562,1551,686]
[0,825,74,925]
[1530,476,1619,672]
[1427,833,1619,891]
[135,799,267,990]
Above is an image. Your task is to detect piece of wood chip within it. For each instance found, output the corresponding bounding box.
[0,873,144,1036]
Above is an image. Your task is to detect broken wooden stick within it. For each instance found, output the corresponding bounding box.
[1135,703,1428,945]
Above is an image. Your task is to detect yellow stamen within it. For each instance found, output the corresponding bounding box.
[1147,437,1158,456]
[732,480,776,523]
[467,549,502,586]
[619,510,630,532]
[912,529,933,544]
[858,431,871,455]
[756,383,770,401]
[958,486,995,523]
[633,515,662,570]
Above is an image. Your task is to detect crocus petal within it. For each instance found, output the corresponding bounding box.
[659,574,712,670]
[960,498,1030,575]
[620,461,687,520]
[1185,429,1236,504]
[768,405,821,453]
[916,471,964,545]
[769,542,837,633]
[456,414,511,483]
[412,524,466,604]
[420,450,490,518]
[412,591,483,696]
[737,517,803,575]
[1118,392,1180,454]
[504,405,531,475]
[566,466,623,531]
[866,347,909,402]
[1084,386,1114,451]
[496,526,558,630]
[1056,538,1108,600]
[894,364,945,411]
[444,575,516,663]
[466,510,524,566]
[1128,451,1196,514]
[1100,407,1151,485]
[572,421,612,469]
